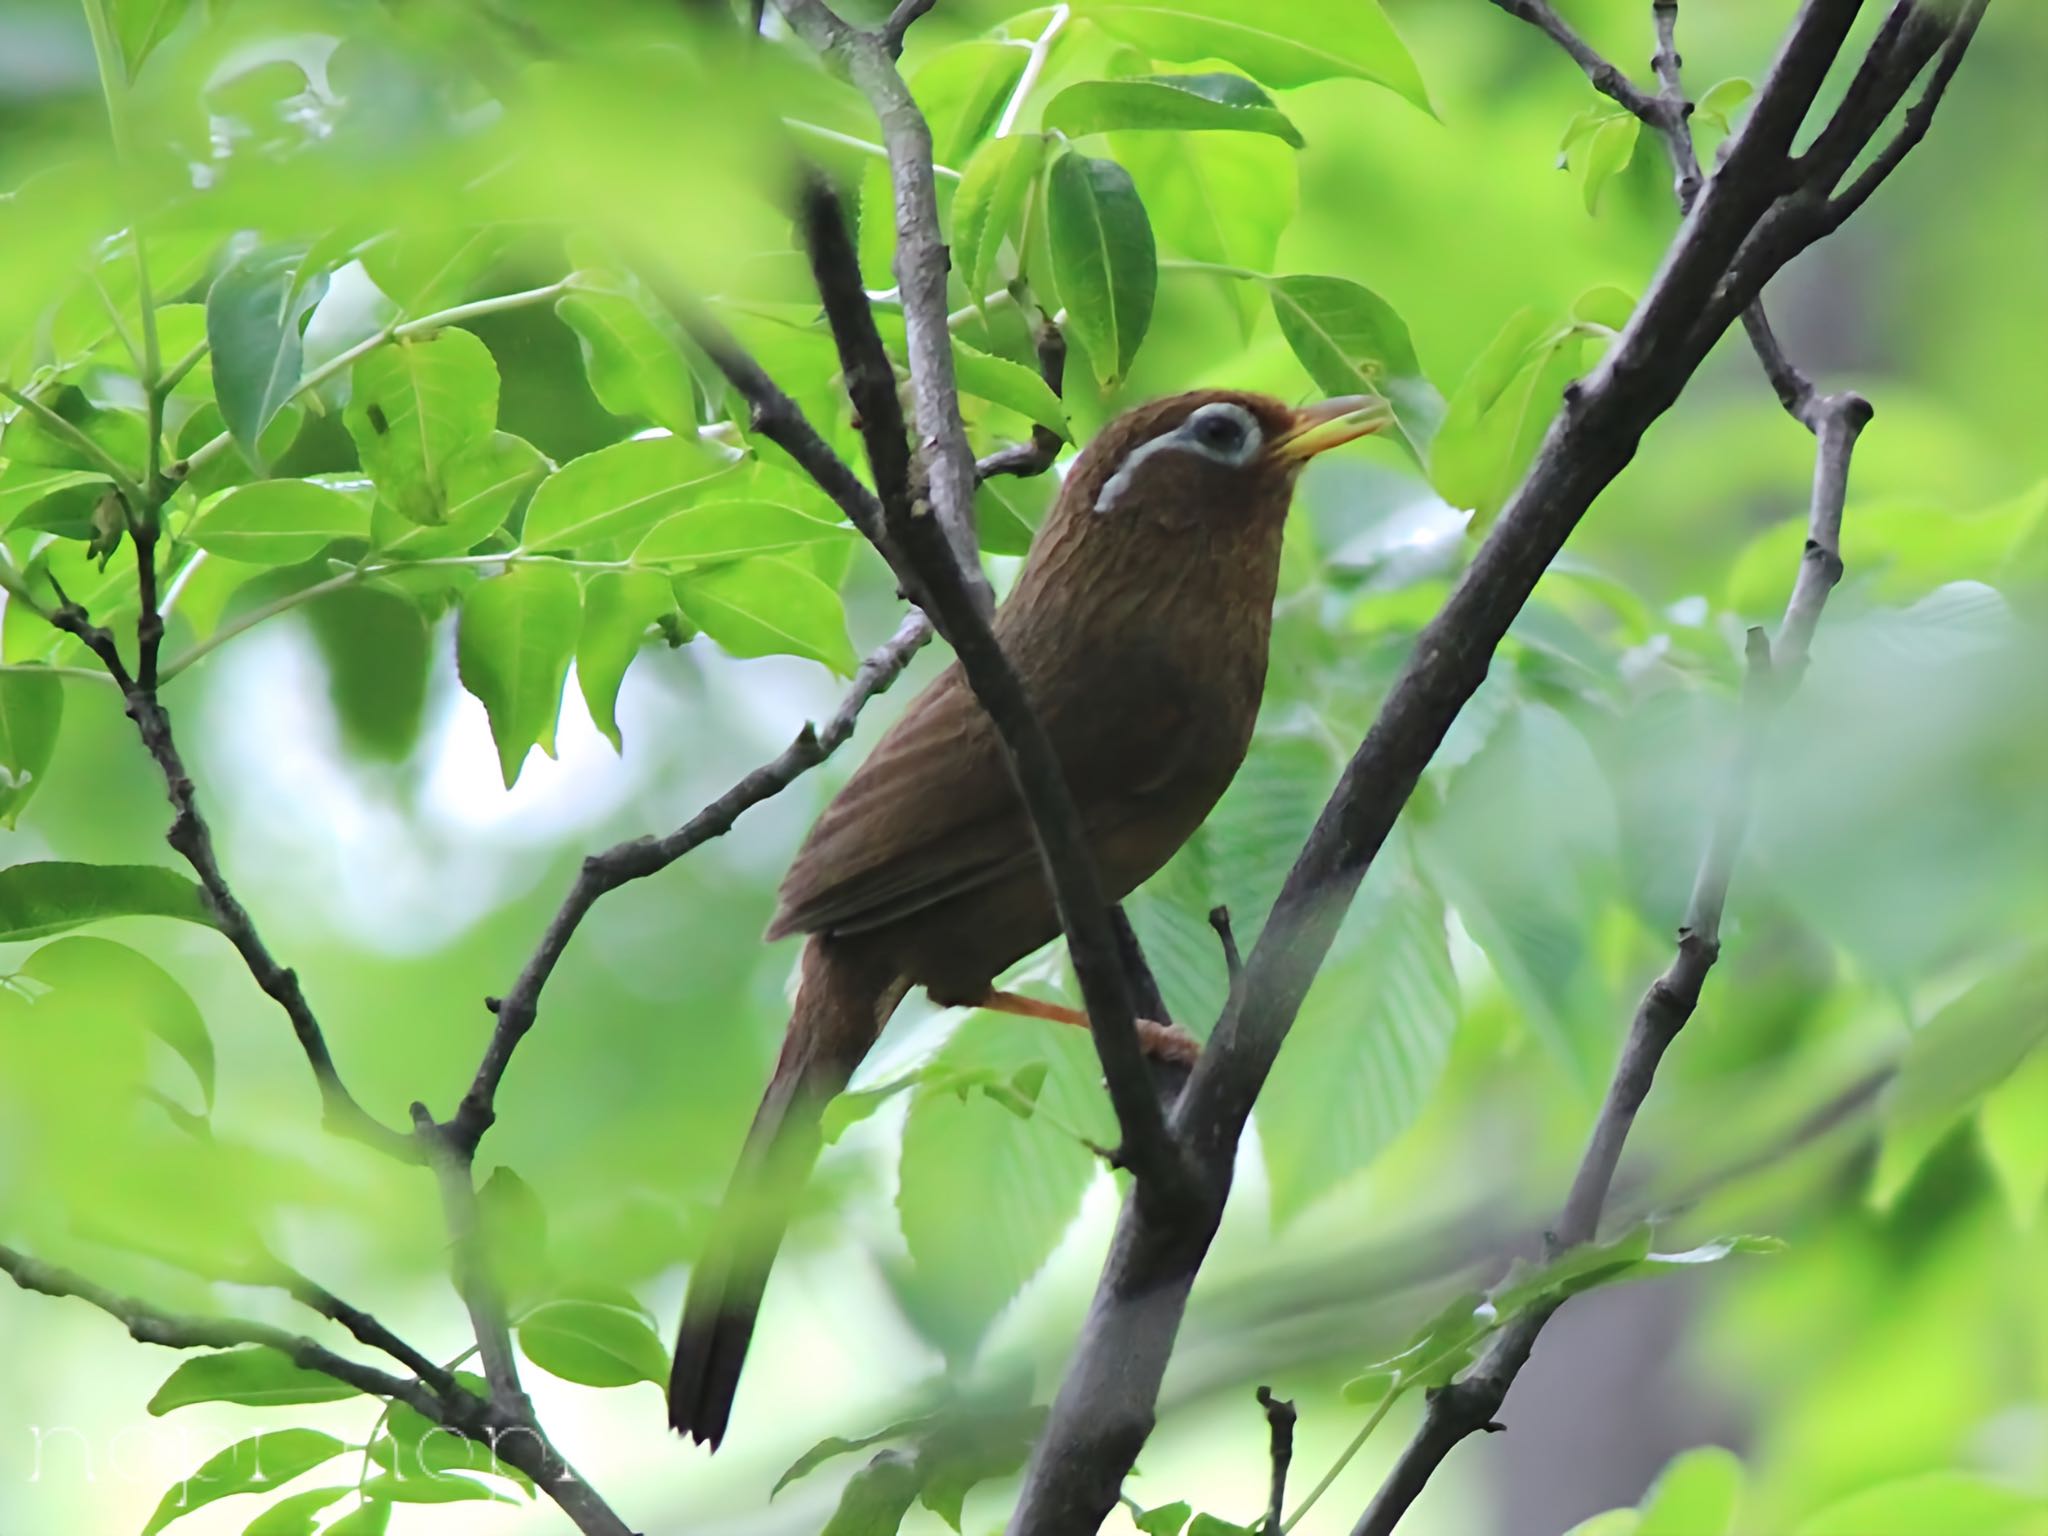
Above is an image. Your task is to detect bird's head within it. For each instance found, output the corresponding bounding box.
[1063,388,1392,536]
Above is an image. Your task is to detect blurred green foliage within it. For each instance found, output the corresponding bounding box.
[0,0,2044,1532]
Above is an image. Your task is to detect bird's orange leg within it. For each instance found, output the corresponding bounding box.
[977,989,1201,1065]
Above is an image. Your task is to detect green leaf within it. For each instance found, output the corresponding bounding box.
[1045,73,1304,146]
[1187,1518,1258,1536]
[343,328,500,526]
[952,133,1048,302]
[516,1298,667,1387]
[1791,1473,2046,1536]
[358,1474,516,1505]
[1134,1502,1194,1536]
[0,665,62,827]
[1492,1226,1655,1322]
[896,1019,1114,1355]
[1046,151,1157,387]
[1267,274,1442,459]
[141,1429,346,1535]
[576,569,677,751]
[188,480,371,565]
[631,497,854,570]
[1979,1044,2048,1227]
[321,1499,392,1536]
[455,563,581,787]
[1116,128,1293,342]
[522,434,737,555]
[206,248,329,472]
[1561,1513,1641,1536]
[557,270,700,433]
[367,433,542,559]
[0,462,111,533]
[23,936,214,1109]
[1579,113,1641,213]
[821,1451,924,1536]
[114,0,190,75]
[361,226,508,315]
[1260,858,1458,1223]
[241,1486,351,1536]
[0,861,214,942]
[306,585,433,762]
[1636,1446,1745,1536]
[1694,77,1755,134]
[776,1417,936,1496]
[1430,306,1590,523]
[950,340,1070,439]
[975,473,1052,557]
[1079,0,1429,106]
[674,556,857,675]
[910,42,1028,167]
[147,1348,363,1414]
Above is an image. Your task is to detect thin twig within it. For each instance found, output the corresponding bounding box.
[974,315,1067,482]
[1257,1386,1298,1533]
[450,611,930,1151]
[881,0,938,56]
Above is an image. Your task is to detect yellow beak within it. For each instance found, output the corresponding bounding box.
[1271,394,1395,462]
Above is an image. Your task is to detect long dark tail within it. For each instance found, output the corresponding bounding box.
[668,938,899,1448]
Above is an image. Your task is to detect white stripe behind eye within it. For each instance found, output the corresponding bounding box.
[1093,403,1262,515]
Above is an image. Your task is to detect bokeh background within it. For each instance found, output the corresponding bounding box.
[2,0,2045,1532]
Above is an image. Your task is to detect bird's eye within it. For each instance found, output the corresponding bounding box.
[1182,404,1259,466]
[1193,413,1244,451]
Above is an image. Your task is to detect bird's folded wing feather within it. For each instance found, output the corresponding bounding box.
[766,655,1195,939]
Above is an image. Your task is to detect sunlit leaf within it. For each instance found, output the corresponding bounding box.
[1268,274,1442,459]
[141,1430,346,1534]
[0,861,213,941]
[0,665,62,827]
[343,328,500,525]
[1117,129,1293,342]
[23,935,214,1110]
[206,248,329,471]
[1790,1473,2046,1536]
[674,556,856,675]
[358,1474,516,1505]
[821,1450,923,1536]
[631,498,854,570]
[113,0,190,75]
[516,1299,667,1387]
[189,480,371,565]
[1636,1446,1745,1536]
[241,1486,352,1536]
[952,132,1048,303]
[1079,0,1429,106]
[372,431,549,559]
[522,434,736,555]
[1044,73,1304,146]
[576,568,677,751]
[1046,151,1156,386]
[557,268,700,433]
[950,340,1069,439]
[1978,1045,2048,1228]
[1579,114,1641,213]
[147,1349,363,1414]
[455,563,581,787]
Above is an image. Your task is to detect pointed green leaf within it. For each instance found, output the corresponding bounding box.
[1046,152,1156,386]
[455,564,581,787]
[1117,128,1292,342]
[631,498,853,570]
[0,665,62,827]
[1636,1446,1745,1536]
[147,1348,363,1415]
[24,936,214,1109]
[557,271,700,433]
[189,480,372,565]
[522,434,737,555]
[516,1299,667,1387]
[1791,1473,2045,1536]
[206,248,329,471]
[951,341,1070,439]
[141,1430,346,1535]
[359,1473,516,1505]
[240,1486,351,1536]
[1045,73,1304,146]
[1268,274,1441,459]
[952,133,1048,302]
[577,569,677,751]
[1579,114,1641,213]
[0,462,111,533]
[675,556,856,675]
[1080,0,1429,106]
[372,431,549,558]
[0,861,214,942]
[114,0,190,75]
[343,328,500,525]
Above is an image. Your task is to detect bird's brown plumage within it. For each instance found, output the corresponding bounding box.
[669,388,1385,1447]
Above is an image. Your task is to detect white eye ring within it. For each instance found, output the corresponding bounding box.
[1181,402,1262,466]
[1093,402,1264,513]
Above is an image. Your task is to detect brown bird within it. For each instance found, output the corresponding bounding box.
[668,387,1389,1447]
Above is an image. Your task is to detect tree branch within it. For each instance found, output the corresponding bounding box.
[1258,1386,1297,1534]
[974,314,1068,483]
[1007,0,1978,1525]
[40,595,414,1161]
[773,0,990,607]
[450,609,930,1152]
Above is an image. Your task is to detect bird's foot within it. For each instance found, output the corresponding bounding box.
[975,989,1201,1064]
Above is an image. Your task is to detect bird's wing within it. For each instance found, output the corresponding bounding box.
[766,654,1200,940]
